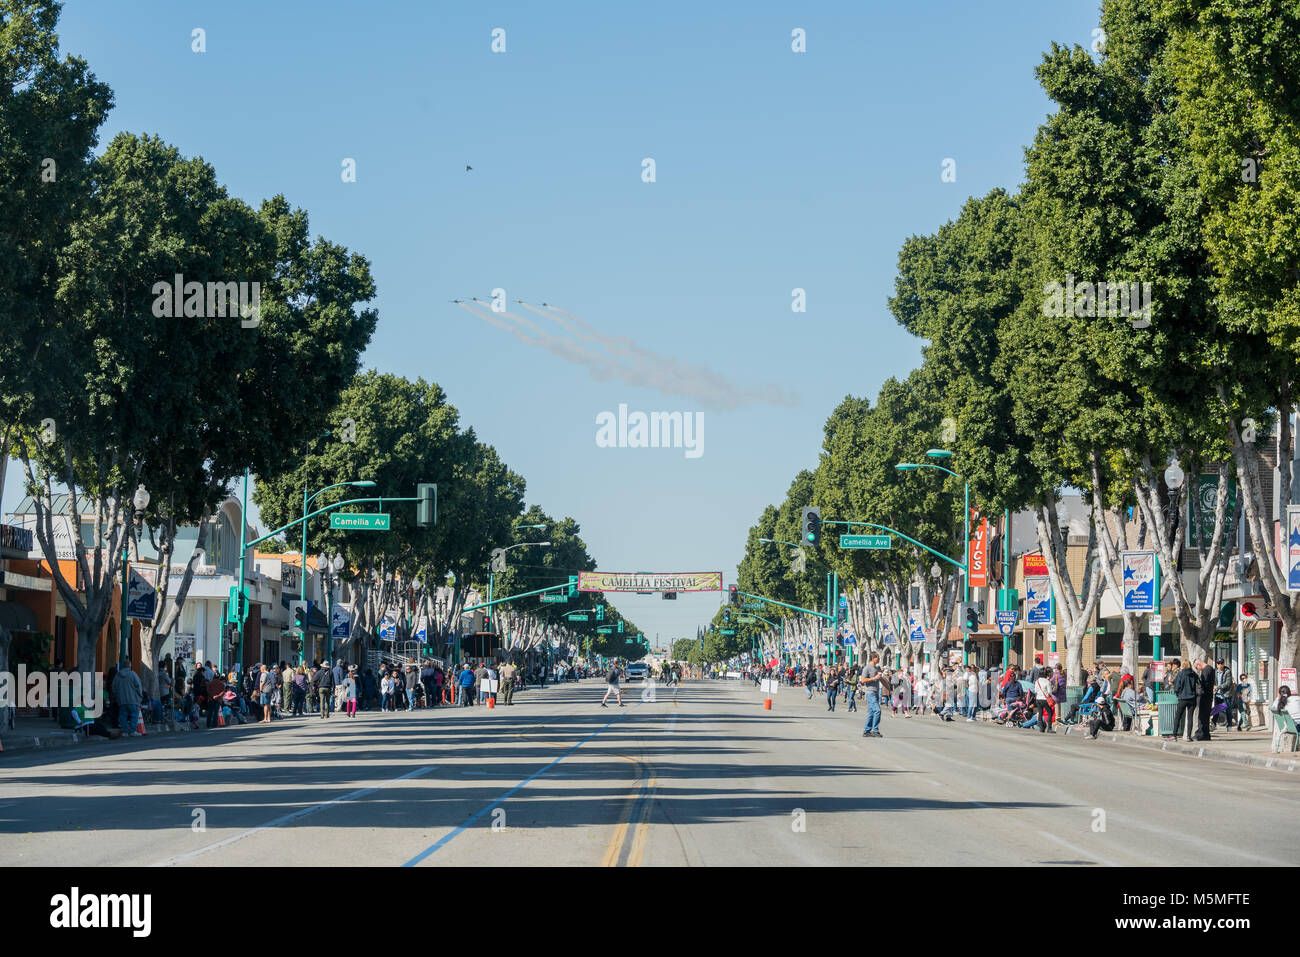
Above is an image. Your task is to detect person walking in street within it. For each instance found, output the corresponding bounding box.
[826,666,841,711]
[1195,657,1216,741]
[343,667,358,717]
[860,653,883,738]
[1168,658,1196,741]
[601,662,624,708]
[315,660,335,719]
[381,670,395,711]
[845,665,859,713]
[257,664,275,724]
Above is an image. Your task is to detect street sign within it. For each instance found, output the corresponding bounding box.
[738,615,755,623]
[996,609,1017,636]
[1150,614,1162,637]
[843,632,856,646]
[568,613,589,621]
[838,594,848,609]
[840,534,891,549]
[330,512,391,531]
[720,629,736,635]
[539,594,568,603]
[743,601,762,610]
[597,626,613,634]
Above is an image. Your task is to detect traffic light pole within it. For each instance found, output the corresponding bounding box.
[235,484,423,678]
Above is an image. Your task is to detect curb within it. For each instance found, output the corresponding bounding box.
[0,730,107,754]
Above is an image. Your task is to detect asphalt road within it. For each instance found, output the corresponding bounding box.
[1,678,1296,867]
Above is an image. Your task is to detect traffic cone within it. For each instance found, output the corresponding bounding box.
[486,695,495,710]
[218,709,226,727]
[763,699,772,710]
[136,712,146,735]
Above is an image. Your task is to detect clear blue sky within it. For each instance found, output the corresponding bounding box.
[5,0,1102,647]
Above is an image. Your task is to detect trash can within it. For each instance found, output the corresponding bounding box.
[1156,692,1178,737]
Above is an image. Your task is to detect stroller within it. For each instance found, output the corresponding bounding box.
[994,695,1034,726]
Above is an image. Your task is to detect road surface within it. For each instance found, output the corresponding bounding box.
[1,679,1295,866]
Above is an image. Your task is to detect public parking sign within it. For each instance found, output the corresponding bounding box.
[996,610,1018,635]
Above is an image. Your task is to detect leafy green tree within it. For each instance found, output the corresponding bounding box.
[19,133,377,701]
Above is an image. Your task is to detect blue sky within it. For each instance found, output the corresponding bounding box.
[4,0,1102,647]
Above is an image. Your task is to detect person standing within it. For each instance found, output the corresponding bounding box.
[381,671,395,711]
[113,665,144,736]
[845,665,859,713]
[421,660,436,710]
[1234,673,1254,731]
[860,653,883,738]
[315,660,335,719]
[292,666,308,716]
[601,662,623,708]
[499,659,517,705]
[281,662,294,718]
[458,662,476,707]
[1195,657,1216,740]
[257,664,275,724]
[1168,658,1196,742]
[1033,668,1056,732]
[205,669,225,729]
[826,666,841,712]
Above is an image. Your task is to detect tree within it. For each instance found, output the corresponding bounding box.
[0,0,111,676]
[18,133,377,703]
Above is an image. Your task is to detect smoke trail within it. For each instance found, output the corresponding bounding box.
[458,299,801,410]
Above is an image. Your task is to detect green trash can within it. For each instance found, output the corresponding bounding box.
[1156,692,1178,736]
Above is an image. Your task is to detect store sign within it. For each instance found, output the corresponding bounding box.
[1022,554,1048,577]
[969,518,990,588]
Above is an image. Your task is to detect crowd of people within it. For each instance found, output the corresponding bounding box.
[743,653,1293,747]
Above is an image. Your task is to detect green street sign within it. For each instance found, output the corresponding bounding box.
[840,534,891,549]
[568,613,589,622]
[330,512,390,531]
[539,594,567,604]
[738,615,755,623]
[742,601,762,610]
[597,626,613,634]
[720,628,736,635]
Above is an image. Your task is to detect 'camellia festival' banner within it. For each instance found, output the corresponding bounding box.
[578,571,722,593]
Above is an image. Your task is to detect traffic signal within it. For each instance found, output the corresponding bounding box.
[800,506,822,547]
[567,574,578,597]
[596,605,605,620]
[416,483,437,527]
[723,608,731,624]
[484,612,492,631]
[662,591,676,600]
[964,603,979,631]
[617,620,624,633]
[728,585,738,605]
[1218,601,1237,628]
[292,603,307,632]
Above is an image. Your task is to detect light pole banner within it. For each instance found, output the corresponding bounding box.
[330,604,351,641]
[578,571,722,593]
[1025,576,1053,624]
[1287,506,1300,593]
[126,565,158,620]
[969,518,990,588]
[1120,550,1157,613]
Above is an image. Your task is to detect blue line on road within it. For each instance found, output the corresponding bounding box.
[402,706,639,866]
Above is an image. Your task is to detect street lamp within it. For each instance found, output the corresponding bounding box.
[119,484,151,669]
[488,541,552,607]
[317,552,344,660]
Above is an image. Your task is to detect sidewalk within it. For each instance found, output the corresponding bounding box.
[972,711,1299,773]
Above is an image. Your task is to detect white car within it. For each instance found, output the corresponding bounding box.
[625,662,649,682]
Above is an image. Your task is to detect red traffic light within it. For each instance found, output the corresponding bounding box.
[728,585,739,605]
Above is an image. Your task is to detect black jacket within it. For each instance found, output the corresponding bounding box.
[314,667,335,691]
[1197,666,1216,699]
[1174,667,1198,700]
